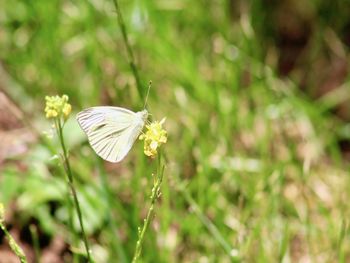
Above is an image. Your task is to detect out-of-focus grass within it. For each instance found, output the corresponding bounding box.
[0,0,349,262]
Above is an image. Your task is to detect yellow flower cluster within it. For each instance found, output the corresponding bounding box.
[45,95,72,119]
[139,118,167,157]
[0,203,4,223]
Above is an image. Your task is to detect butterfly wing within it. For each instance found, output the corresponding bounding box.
[76,107,145,163]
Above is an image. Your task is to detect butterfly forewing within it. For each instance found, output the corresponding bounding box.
[76,107,147,163]
[77,107,135,133]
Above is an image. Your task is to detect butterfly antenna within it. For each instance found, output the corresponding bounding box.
[143,80,152,109]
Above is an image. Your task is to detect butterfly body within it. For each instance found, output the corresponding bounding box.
[77,107,148,163]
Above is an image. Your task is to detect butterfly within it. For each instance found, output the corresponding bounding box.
[76,107,148,163]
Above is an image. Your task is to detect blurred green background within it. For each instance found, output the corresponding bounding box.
[0,0,350,262]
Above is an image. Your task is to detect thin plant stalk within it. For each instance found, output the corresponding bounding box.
[111,0,144,101]
[106,4,166,260]
[55,118,93,263]
[132,153,165,263]
[29,224,41,263]
[60,147,76,260]
[0,219,27,263]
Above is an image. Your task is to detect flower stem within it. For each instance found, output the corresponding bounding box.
[0,223,27,263]
[56,119,93,263]
[132,154,165,263]
[111,0,144,101]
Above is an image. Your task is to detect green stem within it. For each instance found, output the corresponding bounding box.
[111,0,144,101]
[54,119,78,263]
[0,223,27,263]
[56,119,93,263]
[29,224,40,263]
[132,154,165,263]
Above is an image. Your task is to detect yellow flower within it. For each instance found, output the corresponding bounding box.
[139,118,167,158]
[0,203,4,223]
[44,94,72,120]
[62,103,72,117]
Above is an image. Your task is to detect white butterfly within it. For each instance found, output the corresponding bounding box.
[76,107,148,163]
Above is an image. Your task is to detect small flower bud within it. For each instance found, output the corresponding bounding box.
[44,94,72,120]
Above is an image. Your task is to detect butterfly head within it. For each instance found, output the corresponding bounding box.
[137,109,149,124]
